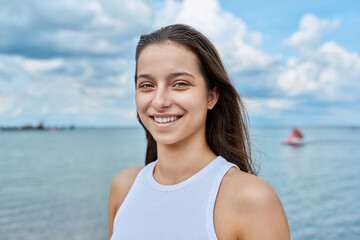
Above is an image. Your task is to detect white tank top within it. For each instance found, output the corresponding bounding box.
[110,156,238,240]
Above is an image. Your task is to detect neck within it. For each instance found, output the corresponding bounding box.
[154,135,217,185]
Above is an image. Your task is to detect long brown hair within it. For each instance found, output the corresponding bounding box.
[135,24,256,175]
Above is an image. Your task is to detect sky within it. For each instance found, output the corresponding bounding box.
[0,0,359,127]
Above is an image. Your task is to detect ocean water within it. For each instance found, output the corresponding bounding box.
[0,127,359,239]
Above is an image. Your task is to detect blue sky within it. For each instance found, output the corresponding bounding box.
[0,0,359,127]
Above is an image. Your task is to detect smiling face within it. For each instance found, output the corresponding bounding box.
[135,41,218,146]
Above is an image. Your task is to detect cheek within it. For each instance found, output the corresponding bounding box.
[135,92,149,112]
[135,94,149,125]
[177,90,208,112]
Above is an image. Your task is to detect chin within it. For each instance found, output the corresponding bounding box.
[152,136,179,145]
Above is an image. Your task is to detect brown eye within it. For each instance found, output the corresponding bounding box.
[139,83,153,89]
[174,82,189,87]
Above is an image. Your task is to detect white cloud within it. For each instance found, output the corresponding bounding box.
[124,109,137,119]
[278,14,360,103]
[278,40,360,101]
[244,97,297,117]
[278,60,319,96]
[0,53,136,125]
[81,86,127,102]
[0,0,153,57]
[1,1,359,126]
[0,93,25,118]
[22,58,64,76]
[282,14,340,52]
[41,105,49,114]
[1,0,284,126]
[0,94,16,114]
[154,0,281,74]
[10,107,23,117]
[62,105,80,114]
[319,41,360,71]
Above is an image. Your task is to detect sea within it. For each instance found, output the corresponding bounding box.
[0,127,359,239]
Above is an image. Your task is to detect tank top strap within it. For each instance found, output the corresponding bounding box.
[206,157,239,239]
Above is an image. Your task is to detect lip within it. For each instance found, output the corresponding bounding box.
[151,114,182,118]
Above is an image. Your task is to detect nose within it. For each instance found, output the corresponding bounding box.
[152,86,172,110]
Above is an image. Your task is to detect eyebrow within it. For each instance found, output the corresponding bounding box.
[136,72,195,81]
[136,73,154,81]
[167,72,195,80]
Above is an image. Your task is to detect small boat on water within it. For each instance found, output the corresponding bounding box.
[282,128,304,146]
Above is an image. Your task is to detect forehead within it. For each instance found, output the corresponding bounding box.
[137,41,200,73]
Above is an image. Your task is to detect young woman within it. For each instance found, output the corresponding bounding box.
[108,24,290,240]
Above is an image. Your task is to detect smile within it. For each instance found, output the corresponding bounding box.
[153,116,181,124]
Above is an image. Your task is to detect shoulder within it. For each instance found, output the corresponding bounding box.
[112,166,144,185]
[218,167,290,239]
[110,166,144,200]
[108,166,143,239]
[109,166,144,212]
[222,168,279,207]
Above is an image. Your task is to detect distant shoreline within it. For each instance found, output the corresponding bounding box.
[1,125,358,130]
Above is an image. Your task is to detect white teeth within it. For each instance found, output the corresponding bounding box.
[154,116,179,123]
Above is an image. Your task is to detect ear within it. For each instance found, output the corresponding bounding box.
[207,87,219,110]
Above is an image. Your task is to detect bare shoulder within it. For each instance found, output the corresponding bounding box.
[223,168,280,206]
[112,166,144,186]
[110,166,144,202]
[108,166,143,239]
[218,168,290,239]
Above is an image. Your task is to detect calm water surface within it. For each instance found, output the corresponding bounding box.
[0,127,359,239]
